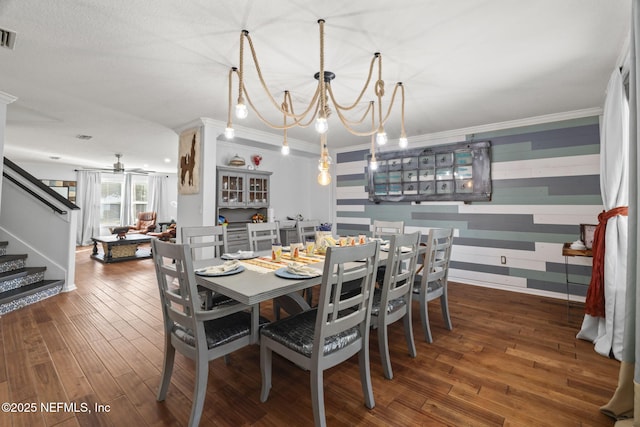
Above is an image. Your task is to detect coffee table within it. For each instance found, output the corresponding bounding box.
[91,234,155,263]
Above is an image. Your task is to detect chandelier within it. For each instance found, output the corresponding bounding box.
[225,19,408,185]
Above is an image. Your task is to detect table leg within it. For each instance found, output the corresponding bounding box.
[92,241,98,255]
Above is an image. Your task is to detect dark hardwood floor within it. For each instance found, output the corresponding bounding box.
[0,245,619,426]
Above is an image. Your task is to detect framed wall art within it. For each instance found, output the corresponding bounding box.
[178,127,201,195]
[367,140,492,203]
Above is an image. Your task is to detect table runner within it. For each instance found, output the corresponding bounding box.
[240,253,324,274]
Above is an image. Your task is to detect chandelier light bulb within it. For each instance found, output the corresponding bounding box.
[317,170,331,186]
[281,144,290,155]
[399,136,408,148]
[376,131,387,145]
[224,127,235,139]
[370,159,378,171]
[315,117,328,134]
[235,102,248,119]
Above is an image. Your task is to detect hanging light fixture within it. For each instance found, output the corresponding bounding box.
[226,19,408,185]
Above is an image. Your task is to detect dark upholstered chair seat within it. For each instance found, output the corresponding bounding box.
[174,311,269,349]
[370,287,408,317]
[260,309,361,357]
[412,276,444,295]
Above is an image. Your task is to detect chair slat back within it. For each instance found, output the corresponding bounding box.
[152,239,200,333]
[181,225,228,269]
[420,228,454,285]
[247,222,280,251]
[296,220,319,243]
[315,242,380,347]
[372,220,404,239]
[381,232,421,304]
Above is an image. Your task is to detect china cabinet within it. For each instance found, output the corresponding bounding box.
[217,167,272,252]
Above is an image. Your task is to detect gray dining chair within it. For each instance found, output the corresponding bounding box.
[296,219,319,244]
[247,222,281,251]
[260,242,380,426]
[372,220,404,239]
[372,220,405,281]
[181,225,229,268]
[246,222,311,318]
[181,225,233,310]
[412,227,454,343]
[151,239,268,427]
[370,231,421,379]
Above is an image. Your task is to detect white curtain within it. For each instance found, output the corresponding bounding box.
[121,173,133,226]
[148,174,169,221]
[600,1,638,424]
[75,170,101,246]
[577,67,630,360]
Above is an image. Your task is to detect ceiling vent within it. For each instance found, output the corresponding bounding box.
[0,28,16,50]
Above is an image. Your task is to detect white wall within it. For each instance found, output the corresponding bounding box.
[217,140,332,224]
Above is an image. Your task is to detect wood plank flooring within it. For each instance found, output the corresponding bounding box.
[0,245,619,426]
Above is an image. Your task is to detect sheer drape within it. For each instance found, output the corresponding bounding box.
[75,170,101,246]
[600,1,638,424]
[148,175,169,221]
[577,67,629,360]
[121,173,133,226]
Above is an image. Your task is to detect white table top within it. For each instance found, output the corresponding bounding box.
[195,248,391,306]
[194,251,325,305]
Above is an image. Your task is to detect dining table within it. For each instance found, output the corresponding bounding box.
[194,243,393,341]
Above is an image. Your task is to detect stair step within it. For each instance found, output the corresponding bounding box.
[0,279,64,315]
[0,254,28,273]
[0,267,47,293]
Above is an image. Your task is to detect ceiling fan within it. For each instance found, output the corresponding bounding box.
[79,153,154,174]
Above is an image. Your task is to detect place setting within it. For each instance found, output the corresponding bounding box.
[274,262,322,280]
[221,250,258,260]
[195,260,245,277]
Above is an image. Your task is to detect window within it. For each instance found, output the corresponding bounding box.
[99,174,149,230]
[131,175,149,216]
[100,175,124,228]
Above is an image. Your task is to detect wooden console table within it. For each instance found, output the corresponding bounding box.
[91,234,154,263]
[562,243,592,322]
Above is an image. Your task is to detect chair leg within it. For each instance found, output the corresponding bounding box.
[260,340,272,402]
[377,321,393,380]
[402,308,417,358]
[273,299,281,321]
[419,293,434,343]
[188,351,208,427]
[358,341,375,410]
[441,289,453,331]
[311,367,326,427]
[157,339,175,401]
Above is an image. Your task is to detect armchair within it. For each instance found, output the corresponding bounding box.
[127,211,157,234]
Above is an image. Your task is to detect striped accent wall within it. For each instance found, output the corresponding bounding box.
[334,116,601,300]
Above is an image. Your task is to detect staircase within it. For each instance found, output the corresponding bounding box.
[0,241,64,315]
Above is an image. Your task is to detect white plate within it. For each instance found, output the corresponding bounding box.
[221,252,257,260]
[195,265,245,277]
[274,267,321,279]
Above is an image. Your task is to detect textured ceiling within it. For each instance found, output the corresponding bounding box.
[0,0,631,173]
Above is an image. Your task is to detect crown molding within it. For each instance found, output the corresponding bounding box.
[0,91,18,105]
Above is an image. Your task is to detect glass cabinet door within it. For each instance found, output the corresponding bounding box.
[220,173,244,206]
[248,176,269,206]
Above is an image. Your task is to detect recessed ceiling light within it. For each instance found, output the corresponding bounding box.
[75,134,92,140]
[164,158,171,163]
